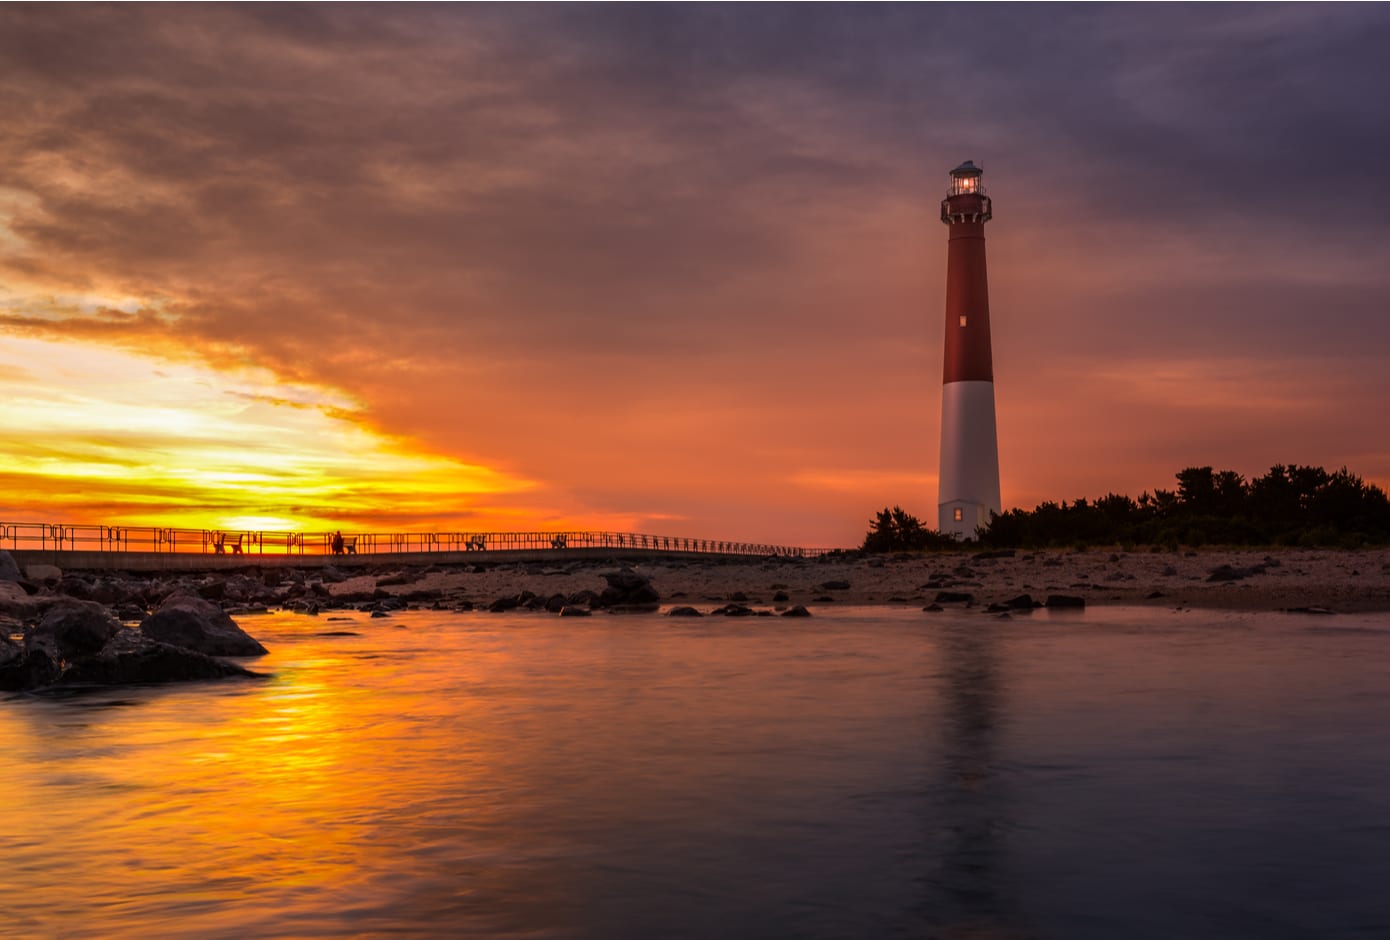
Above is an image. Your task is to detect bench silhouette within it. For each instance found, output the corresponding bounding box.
[212,532,244,555]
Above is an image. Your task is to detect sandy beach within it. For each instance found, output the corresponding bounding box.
[328,547,1390,615]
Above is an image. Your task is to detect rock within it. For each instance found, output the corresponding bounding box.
[772,590,790,602]
[710,604,755,617]
[1005,594,1037,610]
[557,606,592,617]
[0,551,20,582]
[1207,565,1245,582]
[1,634,28,690]
[24,564,62,583]
[934,591,975,604]
[1146,591,1166,600]
[781,605,812,617]
[602,568,651,592]
[567,589,600,608]
[1045,595,1086,609]
[975,550,1016,560]
[0,635,58,691]
[31,601,121,660]
[985,603,1010,613]
[1284,606,1336,615]
[819,580,851,591]
[544,593,567,613]
[487,595,522,612]
[729,591,749,602]
[923,604,944,612]
[598,569,660,608]
[58,576,93,599]
[667,606,703,617]
[0,580,40,617]
[399,588,443,602]
[140,594,268,656]
[57,629,261,687]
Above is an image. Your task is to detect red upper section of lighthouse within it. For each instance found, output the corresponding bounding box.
[941,161,995,384]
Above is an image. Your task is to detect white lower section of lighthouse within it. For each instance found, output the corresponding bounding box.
[938,380,1001,539]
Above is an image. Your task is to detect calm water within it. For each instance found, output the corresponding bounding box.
[3,607,1389,939]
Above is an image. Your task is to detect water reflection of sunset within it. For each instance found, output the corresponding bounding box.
[5,609,1389,937]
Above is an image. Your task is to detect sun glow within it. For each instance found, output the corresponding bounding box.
[0,336,535,531]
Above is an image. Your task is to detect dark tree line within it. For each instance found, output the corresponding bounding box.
[981,465,1390,549]
[861,465,1390,552]
[861,506,958,552]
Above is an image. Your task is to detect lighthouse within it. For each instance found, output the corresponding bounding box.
[938,160,1001,539]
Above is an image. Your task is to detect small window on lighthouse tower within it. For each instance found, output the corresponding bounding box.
[959,315,968,327]
[953,508,964,522]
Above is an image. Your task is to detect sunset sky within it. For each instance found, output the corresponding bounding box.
[2,5,1388,546]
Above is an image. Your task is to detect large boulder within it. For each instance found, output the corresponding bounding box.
[58,629,261,687]
[1,633,26,690]
[30,601,121,660]
[597,569,660,610]
[140,593,268,656]
[0,632,59,692]
[0,550,20,582]
[24,563,62,584]
[0,580,40,617]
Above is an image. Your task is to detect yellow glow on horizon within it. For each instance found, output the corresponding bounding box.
[0,336,537,531]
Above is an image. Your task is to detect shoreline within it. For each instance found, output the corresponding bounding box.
[376,547,1390,615]
[6,548,1390,622]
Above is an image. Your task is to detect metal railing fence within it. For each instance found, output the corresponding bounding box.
[0,521,834,559]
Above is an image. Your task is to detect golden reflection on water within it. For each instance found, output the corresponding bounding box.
[2,611,941,938]
[2,621,506,937]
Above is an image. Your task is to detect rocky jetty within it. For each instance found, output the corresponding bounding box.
[2,598,261,692]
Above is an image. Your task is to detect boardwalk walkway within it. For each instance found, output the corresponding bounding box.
[1,521,837,572]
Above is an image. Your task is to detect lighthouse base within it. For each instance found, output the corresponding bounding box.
[938,379,1001,540]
